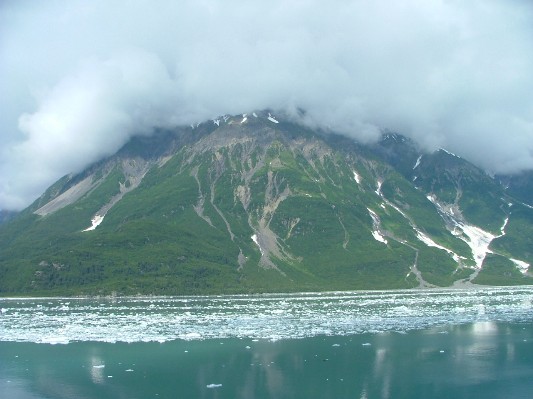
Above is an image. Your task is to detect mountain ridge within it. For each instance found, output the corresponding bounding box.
[0,111,531,295]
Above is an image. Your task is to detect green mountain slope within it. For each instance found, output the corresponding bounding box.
[1,112,531,295]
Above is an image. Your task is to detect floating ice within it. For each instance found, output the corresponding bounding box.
[207,384,222,389]
[0,287,532,344]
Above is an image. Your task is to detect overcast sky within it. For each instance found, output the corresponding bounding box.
[1,0,533,210]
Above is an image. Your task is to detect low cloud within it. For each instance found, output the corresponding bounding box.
[1,0,533,209]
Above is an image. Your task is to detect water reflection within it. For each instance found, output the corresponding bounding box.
[1,322,532,399]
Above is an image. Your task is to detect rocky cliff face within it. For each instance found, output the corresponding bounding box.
[0,112,531,295]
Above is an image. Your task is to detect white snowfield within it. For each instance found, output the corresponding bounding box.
[426,195,527,272]
[82,215,105,232]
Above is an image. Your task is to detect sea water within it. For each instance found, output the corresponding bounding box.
[1,287,532,398]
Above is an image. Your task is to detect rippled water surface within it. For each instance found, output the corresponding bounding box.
[1,287,532,398]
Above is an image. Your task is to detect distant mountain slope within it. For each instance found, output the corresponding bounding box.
[0,112,531,295]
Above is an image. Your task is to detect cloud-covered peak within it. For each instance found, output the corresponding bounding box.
[1,0,533,209]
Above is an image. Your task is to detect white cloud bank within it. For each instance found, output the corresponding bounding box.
[1,0,533,209]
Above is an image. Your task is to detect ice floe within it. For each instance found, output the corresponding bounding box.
[207,384,222,389]
[1,287,532,344]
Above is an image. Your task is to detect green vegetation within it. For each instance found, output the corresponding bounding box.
[1,117,531,296]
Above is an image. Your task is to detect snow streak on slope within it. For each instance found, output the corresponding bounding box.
[510,258,530,274]
[426,195,508,269]
[353,170,361,184]
[267,113,279,123]
[367,208,387,244]
[82,215,105,232]
[413,156,422,169]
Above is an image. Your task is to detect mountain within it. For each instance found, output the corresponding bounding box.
[0,210,18,225]
[0,111,531,295]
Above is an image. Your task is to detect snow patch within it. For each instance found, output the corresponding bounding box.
[251,234,264,255]
[500,217,509,236]
[213,119,220,126]
[367,208,387,244]
[519,201,533,210]
[426,195,507,269]
[240,114,248,124]
[510,258,530,274]
[252,112,258,118]
[353,170,361,184]
[375,180,383,196]
[439,148,459,158]
[415,229,461,263]
[82,215,105,232]
[413,156,422,169]
[267,113,279,123]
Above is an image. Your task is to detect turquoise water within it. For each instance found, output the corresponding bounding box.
[1,287,532,398]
